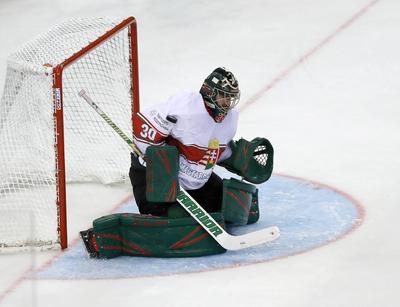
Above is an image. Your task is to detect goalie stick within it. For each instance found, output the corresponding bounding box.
[78,89,280,250]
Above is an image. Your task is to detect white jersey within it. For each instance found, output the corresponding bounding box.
[133,91,238,190]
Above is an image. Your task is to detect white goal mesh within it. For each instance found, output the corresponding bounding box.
[0,17,137,250]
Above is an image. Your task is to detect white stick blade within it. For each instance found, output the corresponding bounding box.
[221,226,280,251]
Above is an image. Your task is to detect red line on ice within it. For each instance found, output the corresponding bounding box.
[239,0,381,111]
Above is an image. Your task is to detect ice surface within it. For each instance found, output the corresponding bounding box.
[1,0,399,307]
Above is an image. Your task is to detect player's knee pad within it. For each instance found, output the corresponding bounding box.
[91,212,226,258]
[221,178,259,225]
[145,145,179,202]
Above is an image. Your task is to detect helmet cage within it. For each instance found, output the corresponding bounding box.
[211,87,240,112]
[201,67,240,122]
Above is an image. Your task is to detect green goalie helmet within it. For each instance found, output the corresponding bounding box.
[200,67,240,122]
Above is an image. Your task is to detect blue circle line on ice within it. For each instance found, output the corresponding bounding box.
[36,173,364,280]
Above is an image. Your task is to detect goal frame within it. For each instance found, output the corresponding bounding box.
[52,16,140,249]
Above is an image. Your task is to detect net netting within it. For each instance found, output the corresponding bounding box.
[0,17,135,250]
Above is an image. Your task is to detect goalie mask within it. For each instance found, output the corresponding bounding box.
[200,67,240,122]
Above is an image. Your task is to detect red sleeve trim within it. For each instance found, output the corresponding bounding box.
[133,112,167,145]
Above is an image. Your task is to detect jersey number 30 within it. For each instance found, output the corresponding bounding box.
[140,124,157,141]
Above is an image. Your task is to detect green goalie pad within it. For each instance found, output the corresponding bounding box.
[91,212,226,258]
[145,145,179,202]
[218,137,274,184]
[221,178,259,225]
[247,188,260,224]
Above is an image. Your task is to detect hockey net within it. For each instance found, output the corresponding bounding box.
[0,17,139,251]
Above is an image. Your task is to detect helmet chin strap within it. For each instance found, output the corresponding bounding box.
[204,99,227,123]
[213,112,227,123]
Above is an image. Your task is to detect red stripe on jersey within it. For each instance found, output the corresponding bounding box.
[166,137,226,163]
[133,112,167,145]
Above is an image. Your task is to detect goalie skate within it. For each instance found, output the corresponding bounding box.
[80,229,100,258]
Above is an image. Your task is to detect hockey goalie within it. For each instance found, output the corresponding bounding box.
[80,67,275,258]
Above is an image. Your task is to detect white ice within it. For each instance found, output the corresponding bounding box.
[0,0,399,306]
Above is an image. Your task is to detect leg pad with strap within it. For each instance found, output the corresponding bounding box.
[221,178,260,225]
[91,212,226,258]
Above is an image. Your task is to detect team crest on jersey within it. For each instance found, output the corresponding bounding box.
[198,139,220,170]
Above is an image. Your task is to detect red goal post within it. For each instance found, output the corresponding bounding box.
[53,17,140,249]
[0,17,140,250]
